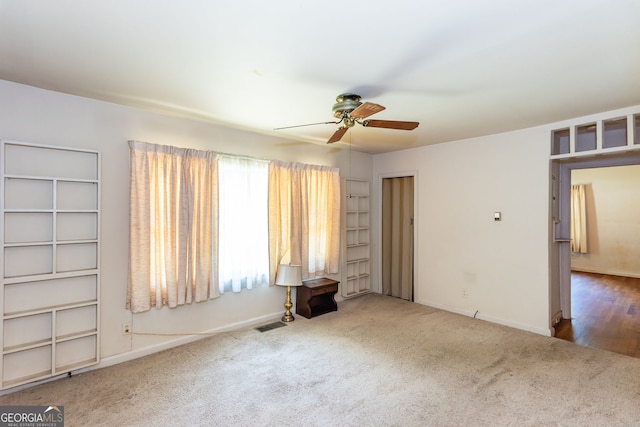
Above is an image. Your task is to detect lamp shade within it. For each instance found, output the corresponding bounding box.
[275,264,302,287]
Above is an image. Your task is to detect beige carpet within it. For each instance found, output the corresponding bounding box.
[2,294,640,426]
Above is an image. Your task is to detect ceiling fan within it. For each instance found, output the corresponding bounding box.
[275,93,419,144]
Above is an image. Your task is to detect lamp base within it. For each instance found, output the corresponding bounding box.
[282,285,295,322]
[281,312,295,322]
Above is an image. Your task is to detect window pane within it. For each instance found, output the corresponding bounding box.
[218,157,269,293]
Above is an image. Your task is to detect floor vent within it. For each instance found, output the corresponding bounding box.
[255,321,287,333]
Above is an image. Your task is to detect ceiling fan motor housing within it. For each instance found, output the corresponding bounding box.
[332,93,362,118]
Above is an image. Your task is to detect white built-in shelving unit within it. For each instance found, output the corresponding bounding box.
[343,179,371,298]
[551,113,640,159]
[1,141,100,389]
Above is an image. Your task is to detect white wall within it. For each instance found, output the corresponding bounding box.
[373,126,552,334]
[371,104,640,335]
[0,80,372,367]
[571,165,640,277]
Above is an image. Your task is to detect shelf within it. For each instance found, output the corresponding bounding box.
[343,179,371,298]
[4,174,98,184]
[603,117,627,149]
[346,257,369,263]
[1,140,101,390]
[551,113,640,158]
[3,241,54,248]
[347,274,370,280]
[4,300,98,319]
[2,269,99,285]
[3,329,98,354]
[576,123,596,152]
[3,338,52,355]
[4,209,98,214]
[3,209,55,213]
[56,329,98,343]
[344,290,371,298]
[55,239,99,245]
[55,358,99,375]
[3,240,98,247]
[2,344,52,387]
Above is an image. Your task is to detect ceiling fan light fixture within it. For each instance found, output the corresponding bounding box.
[343,116,356,128]
[332,93,363,118]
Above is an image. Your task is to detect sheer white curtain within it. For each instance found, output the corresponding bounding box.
[218,156,269,293]
[571,184,588,253]
[127,141,218,313]
[268,161,340,282]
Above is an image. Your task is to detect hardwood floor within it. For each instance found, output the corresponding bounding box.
[555,271,640,359]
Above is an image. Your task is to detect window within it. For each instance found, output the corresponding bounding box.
[218,156,269,293]
[127,142,341,313]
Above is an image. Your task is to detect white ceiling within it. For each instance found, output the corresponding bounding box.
[1,1,639,154]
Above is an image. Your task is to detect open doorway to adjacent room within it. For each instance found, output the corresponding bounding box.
[552,159,640,358]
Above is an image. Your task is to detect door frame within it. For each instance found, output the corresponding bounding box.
[551,152,640,325]
[376,170,418,300]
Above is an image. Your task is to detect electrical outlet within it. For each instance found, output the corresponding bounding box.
[122,323,131,335]
[462,288,469,298]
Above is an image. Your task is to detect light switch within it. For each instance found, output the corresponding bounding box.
[494,211,502,221]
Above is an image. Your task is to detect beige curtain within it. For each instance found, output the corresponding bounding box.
[381,177,414,301]
[268,161,341,283]
[570,184,588,254]
[127,141,218,313]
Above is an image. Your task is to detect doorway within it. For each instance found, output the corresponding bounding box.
[552,153,640,332]
[381,176,414,301]
[555,164,640,355]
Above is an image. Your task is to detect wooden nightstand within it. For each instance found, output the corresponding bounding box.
[296,278,339,319]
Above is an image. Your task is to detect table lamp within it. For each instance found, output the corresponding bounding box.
[275,264,302,322]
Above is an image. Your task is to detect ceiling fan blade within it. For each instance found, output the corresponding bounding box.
[327,127,348,144]
[274,120,339,130]
[349,102,385,119]
[362,119,419,130]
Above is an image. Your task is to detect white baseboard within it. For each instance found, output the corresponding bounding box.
[95,311,283,370]
[415,299,552,337]
[0,311,283,396]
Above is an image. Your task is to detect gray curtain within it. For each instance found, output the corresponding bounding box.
[382,177,414,301]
